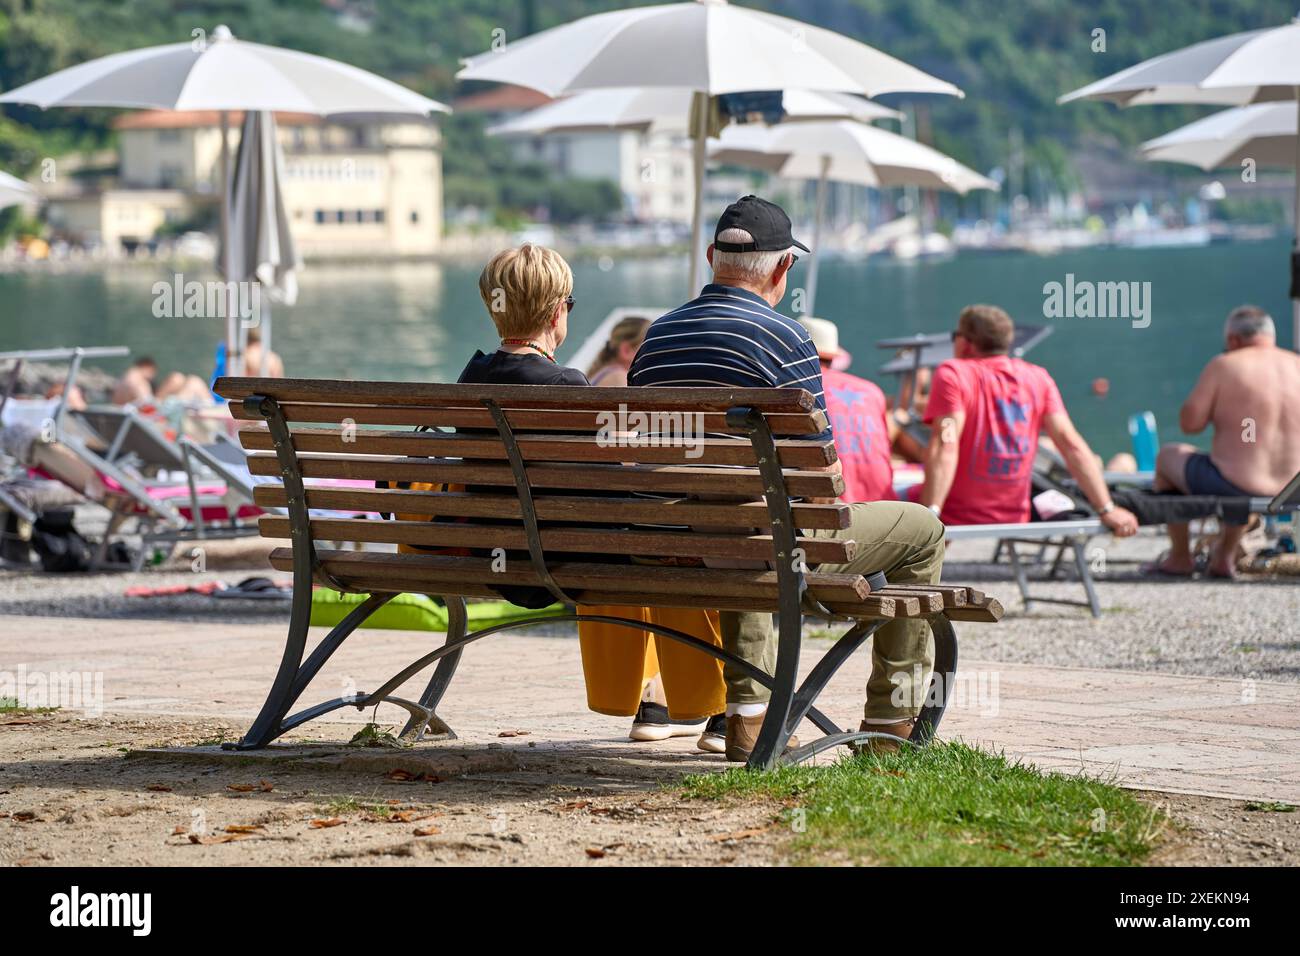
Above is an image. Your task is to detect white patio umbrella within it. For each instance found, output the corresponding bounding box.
[0,170,37,210]
[711,119,996,312]
[458,0,962,292]
[1140,101,1296,170]
[488,87,900,136]
[0,24,449,373]
[1059,17,1300,348]
[225,110,301,372]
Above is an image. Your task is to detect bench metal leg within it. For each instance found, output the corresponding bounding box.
[398,595,466,741]
[745,584,804,771]
[780,612,959,764]
[230,592,393,749]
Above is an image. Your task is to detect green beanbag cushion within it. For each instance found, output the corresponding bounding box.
[309,588,566,632]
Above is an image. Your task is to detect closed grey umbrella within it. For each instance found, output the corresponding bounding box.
[222,110,301,375]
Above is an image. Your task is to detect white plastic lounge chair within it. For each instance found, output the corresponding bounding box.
[944,518,1106,618]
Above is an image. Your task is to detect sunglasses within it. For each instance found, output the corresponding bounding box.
[564,294,575,313]
[950,330,964,342]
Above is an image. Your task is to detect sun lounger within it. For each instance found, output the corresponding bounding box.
[1264,469,1300,516]
[70,405,189,477]
[943,518,1105,617]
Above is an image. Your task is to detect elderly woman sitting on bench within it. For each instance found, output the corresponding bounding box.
[422,244,728,751]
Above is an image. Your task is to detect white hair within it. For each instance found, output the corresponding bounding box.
[711,228,794,283]
[1225,305,1275,341]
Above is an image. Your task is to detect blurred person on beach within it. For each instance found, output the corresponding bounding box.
[244,327,285,379]
[1150,306,1300,579]
[801,316,895,503]
[585,316,650,387]
[155,372,215,406]
[920,304,1138,537]
[44,382,87,412]
[631,195,946,760]
[111,356,157,405]
[440,243,728,751]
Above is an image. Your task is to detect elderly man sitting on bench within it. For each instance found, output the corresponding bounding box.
[1151,306,1300,579]
[918,304,1139,539]
[630,195,946,761]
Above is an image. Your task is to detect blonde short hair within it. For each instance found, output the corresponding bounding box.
[478,244,573,338]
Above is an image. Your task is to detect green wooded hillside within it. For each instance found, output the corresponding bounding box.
[1,0,1294,214]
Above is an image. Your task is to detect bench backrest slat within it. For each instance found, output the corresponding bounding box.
[238,426,836,469]
[244,453,845,498]
[228,401,828,437]
[216,377,817,414]
[251,486,851,530]
[256,515,856,565]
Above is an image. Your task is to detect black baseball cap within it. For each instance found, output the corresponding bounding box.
[713,195,810,254]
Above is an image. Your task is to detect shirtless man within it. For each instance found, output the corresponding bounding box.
[110,357,157,405]
[244,328,284,378]
[1152,305,1300,578]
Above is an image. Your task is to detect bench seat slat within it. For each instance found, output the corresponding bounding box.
[253,486,851,530]
[215,378,817,414]
[245,453,845,498]
[229,402,828,436]
[238,427,836,469]
[271,548,872,603]
[257,516,856,564]
[874,586,945,613]
[878,585,968,610]
[943,598,1005,622]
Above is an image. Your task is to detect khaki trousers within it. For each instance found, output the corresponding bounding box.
[720,500,945,721]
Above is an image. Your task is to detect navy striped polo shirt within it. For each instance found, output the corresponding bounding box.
[628,283,829,434]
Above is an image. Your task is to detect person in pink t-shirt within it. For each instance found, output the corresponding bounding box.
[801,317,896,503]
[920,305,1138,535]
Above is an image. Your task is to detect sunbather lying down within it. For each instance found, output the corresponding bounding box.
[1,421,107,503]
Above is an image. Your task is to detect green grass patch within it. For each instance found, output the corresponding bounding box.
[1244,801,1295,813]
[315,796,392,817]
[0,697,59,716]
[347,723,409,749]
[683,742,1165,866]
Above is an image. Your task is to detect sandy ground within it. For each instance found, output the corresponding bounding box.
[0,713,784,867]
[3,711,1297,866]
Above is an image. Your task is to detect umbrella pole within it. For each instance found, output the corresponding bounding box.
[1293,91,1299,352]
[219,109,240,376]
[805,155,830,317]
[688,91,708,295]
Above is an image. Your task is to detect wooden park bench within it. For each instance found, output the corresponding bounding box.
[213,377,1004,769]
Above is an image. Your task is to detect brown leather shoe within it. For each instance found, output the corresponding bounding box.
[851,717,916,755]
[724,713,799,763]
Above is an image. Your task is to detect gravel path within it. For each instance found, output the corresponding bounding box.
[2,529,1296,681]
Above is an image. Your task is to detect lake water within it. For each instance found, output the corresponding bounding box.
[1,239,1294,459]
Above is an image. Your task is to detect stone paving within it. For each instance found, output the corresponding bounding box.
[4,612,1297,803]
